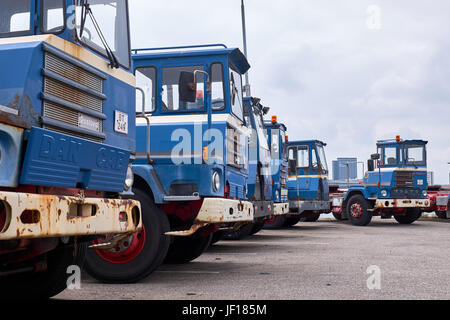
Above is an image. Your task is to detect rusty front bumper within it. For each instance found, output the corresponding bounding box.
[289,200,331,215]
[165,198,254,237]
[0,192,141,240]
[273,202,289,216]
[371,198,430,210]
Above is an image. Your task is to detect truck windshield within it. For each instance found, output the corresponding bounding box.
[405,145,426,166]
[229,68,243,121]
[0,0,31,35]
[381,146,398,166]
[317,145,329,174]
[75,0,130,68]
[253,110,269,150]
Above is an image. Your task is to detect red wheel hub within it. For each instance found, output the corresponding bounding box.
[350,202,363,219]
[0,209,6,232]
[93,227,146,264]
[265,216,278,224]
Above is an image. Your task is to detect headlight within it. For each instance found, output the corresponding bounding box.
[381,189,388,197]
[422,190,428,197]
[212,172,221,192]
[124,165,134,191]
[275,191,279,201]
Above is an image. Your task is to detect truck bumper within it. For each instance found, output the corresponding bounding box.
[372,198,430,210]
[289,200,331,215]
[0,191,141,241]
[195,198,254,223]
[273,202,289,216]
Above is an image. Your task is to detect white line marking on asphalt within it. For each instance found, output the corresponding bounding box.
[156,271,221,274]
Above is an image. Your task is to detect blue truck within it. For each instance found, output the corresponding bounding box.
[0,0,141,298]
[267,140,330,228]
[84,45,258,282]
[262,117,291,228]
[330,137,429,226]
[217,97,290,240]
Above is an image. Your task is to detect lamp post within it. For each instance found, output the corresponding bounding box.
[241,0,251,97]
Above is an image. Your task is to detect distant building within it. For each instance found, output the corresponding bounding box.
[332,158,358,181]
[427,171,434,186]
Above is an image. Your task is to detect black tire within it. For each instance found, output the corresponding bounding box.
[165,233,213,264]
[436,211,447,219]
[333,212,345,221]
[300,213,321,222]
[284,216,301,227]
[346,194,372,226]
[394,208,422,225]
[222,223,254,240]
[248,222,265,235]
[210,231,225,245]
[84,189,170,283]
[0,242,86,300]
[263,215,287,229]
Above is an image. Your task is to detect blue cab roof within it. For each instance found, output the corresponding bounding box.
[131,46,251,74]
[377,139,428,146]
[288,140,327,147]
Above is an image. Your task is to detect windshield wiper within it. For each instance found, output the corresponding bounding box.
[79,1,120,68]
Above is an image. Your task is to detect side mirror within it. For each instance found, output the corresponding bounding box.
[367,159,375,172]
[179,71,197,103]
[262,106,270,115]
[371,153,380,161]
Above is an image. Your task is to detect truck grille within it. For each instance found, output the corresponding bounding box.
[41,44,107,142]
[395,171,414,188]
[280,163,288,187]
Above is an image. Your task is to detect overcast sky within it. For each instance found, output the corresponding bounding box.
[129,0,450,184]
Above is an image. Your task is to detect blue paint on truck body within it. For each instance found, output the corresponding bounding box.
[344,139,429,202]
[287,140,330,202]
[0,0,135,192]
[264,120,288,204]
[131,46,251,203]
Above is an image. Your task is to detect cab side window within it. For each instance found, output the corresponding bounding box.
[162,66,205,111]
[211,63,225,110]
[0,0,30,34]
[135,66,156,113]
[42,0,65,33]
[297,146,310,168]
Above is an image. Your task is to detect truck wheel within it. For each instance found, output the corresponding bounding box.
[84,189,170,283]
[263,215,287,229]
[300,213,321,222]
[164,234,213,264]
[346,194,372,226]
[249,222,265,235]
[0,243,86,300]
[333,213,345,221]
[222,223,254,240]
[284,217,301,227]
[394,208,422,224]
[210,231,225,245]
[436,211,447,219]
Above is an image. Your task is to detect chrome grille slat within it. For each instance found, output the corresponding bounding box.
[44,78,103,112]
[42,50,106,142]
[395,171,414,188]
[43,101,78,125]
[45,52,103,93]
